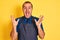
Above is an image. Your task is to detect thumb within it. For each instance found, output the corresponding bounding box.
[34,19,37,23]
[17,19,19,23]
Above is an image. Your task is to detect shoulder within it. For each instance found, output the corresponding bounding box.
[32,16,39,21]
[15,16,24,21]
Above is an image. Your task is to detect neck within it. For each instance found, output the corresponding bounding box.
[24,16,32,19]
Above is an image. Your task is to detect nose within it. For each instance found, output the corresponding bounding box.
[26,8,29,13]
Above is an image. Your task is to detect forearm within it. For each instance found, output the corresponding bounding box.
[10,27,17,40]
[37,25,45,39]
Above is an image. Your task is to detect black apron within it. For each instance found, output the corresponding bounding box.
[18,22,38,40]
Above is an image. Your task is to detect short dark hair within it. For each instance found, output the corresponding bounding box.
[22,1,33,8]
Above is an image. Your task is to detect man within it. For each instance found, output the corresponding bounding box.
[10,1,45,40]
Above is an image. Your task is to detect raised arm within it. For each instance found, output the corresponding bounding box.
[10,16,19,40]
[34,16,45,39]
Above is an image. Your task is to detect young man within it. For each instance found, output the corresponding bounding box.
[10,1,45,40]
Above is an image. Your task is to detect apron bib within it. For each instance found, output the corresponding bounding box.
[18,22,38,40]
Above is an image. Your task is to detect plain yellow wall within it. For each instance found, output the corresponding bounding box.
[0,0,60,40]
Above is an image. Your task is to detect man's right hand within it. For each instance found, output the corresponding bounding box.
[11,15,19,28]
[10,15,19,40]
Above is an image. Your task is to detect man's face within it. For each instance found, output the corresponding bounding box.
[22,3,33,18]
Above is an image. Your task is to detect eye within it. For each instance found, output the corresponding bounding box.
[23,7,26,9]
[29,7,31,9]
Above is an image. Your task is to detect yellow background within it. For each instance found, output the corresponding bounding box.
[0,0,60,40]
